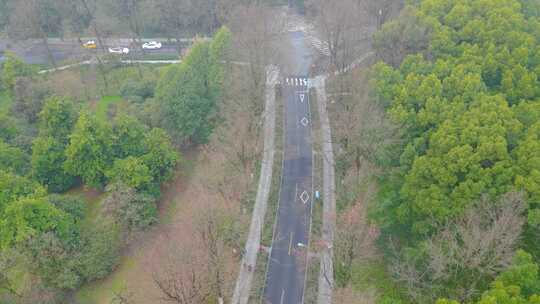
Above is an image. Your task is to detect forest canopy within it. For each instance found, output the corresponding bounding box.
[372,0,540,302]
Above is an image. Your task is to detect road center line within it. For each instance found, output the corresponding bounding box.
[280,289,285,304]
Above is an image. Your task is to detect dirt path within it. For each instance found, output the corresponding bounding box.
[231,65,279,304]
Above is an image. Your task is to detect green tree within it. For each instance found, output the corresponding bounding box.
[437,251,540,303]
[101,183,157,234]
[32,136,74,192]
[78,218,121,281]
[0,197,76,249]
[12,77,51,123]
[370,0,540,300]
[23,232,82,290]
[0,112,18,142]
[0,170,45,216]
[156,41,216,144]
[112,114,147,158]
[32,97,78,192]
[0,139,30,175]
[38,96,77,143]
[0,51,33,93]
[208,26,232,99]
[47,194,86,223]
[64,112,113,188]
[400,95,522,232]
[106,157,152,192]
[156,28,230,144]
[141,128,179,184]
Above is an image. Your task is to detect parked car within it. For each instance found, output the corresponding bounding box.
[82,40,97,49]
[142,41,162,50]
[108,47,130,54]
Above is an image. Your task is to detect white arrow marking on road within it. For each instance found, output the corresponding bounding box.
[300,191,309,204]
[301,117,309,127]
[299,94,305,103]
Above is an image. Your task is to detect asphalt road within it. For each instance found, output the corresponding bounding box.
[0,39,184,64]
[263,28,313,304]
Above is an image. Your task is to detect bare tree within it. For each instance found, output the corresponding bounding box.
[336,203,379,266]
[7,0,62,68]
[151,188,237,304]
[152,233,211,304]
[334,201,379,286]
[391,192,526,302]
[360,0,404,29]
[328,70,400,178]
[110,0,144,41]
[79,0,110,92]
[307,0,370,71]
[228,3,284,114]
[372,6,432,67]
[148,0,224,41]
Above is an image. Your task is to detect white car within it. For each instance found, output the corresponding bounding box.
[108,47,129,54]
[142,41,162,50]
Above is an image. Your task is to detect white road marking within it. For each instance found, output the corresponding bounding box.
[301,117,309,127]
[284,77,309,87]
[300,191,309,204]
[299,94,305,103]
[280,289,285,304]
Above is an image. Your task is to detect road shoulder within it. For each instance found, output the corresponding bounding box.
[231,66,279,304]
[313,76,336,304]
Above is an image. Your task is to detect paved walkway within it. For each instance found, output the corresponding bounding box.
[312,76,336,304]
[231,65,280,304]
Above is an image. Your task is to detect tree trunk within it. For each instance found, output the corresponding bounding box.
[40,31,57,68]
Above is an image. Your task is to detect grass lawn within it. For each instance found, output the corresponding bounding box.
[76,256,138,304]
[133,53,181,61]
[95,95,124,121]
[0,90,12,114]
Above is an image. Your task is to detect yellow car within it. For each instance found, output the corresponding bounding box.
[82,40,97,49]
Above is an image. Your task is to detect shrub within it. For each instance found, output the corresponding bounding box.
[78,218,121,282]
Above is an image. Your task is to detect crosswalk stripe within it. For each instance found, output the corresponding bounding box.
[286,16,330,56]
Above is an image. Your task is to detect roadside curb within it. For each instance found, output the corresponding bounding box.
[313,76,336,304]
[231,65,280,304]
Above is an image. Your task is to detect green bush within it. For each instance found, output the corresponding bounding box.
[47,194,86,223]
[0,139,30,175]
[24,232,83,290]
[120,79,156,103]
[0,51,34,94]
[78,218,121,282]
[102,183,158,234]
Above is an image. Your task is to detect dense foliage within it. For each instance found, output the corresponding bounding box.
[371,0,540,302]
[156,27,231,144]
[0,26,237,300]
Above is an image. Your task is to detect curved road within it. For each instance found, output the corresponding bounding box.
[263,27,314,304]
